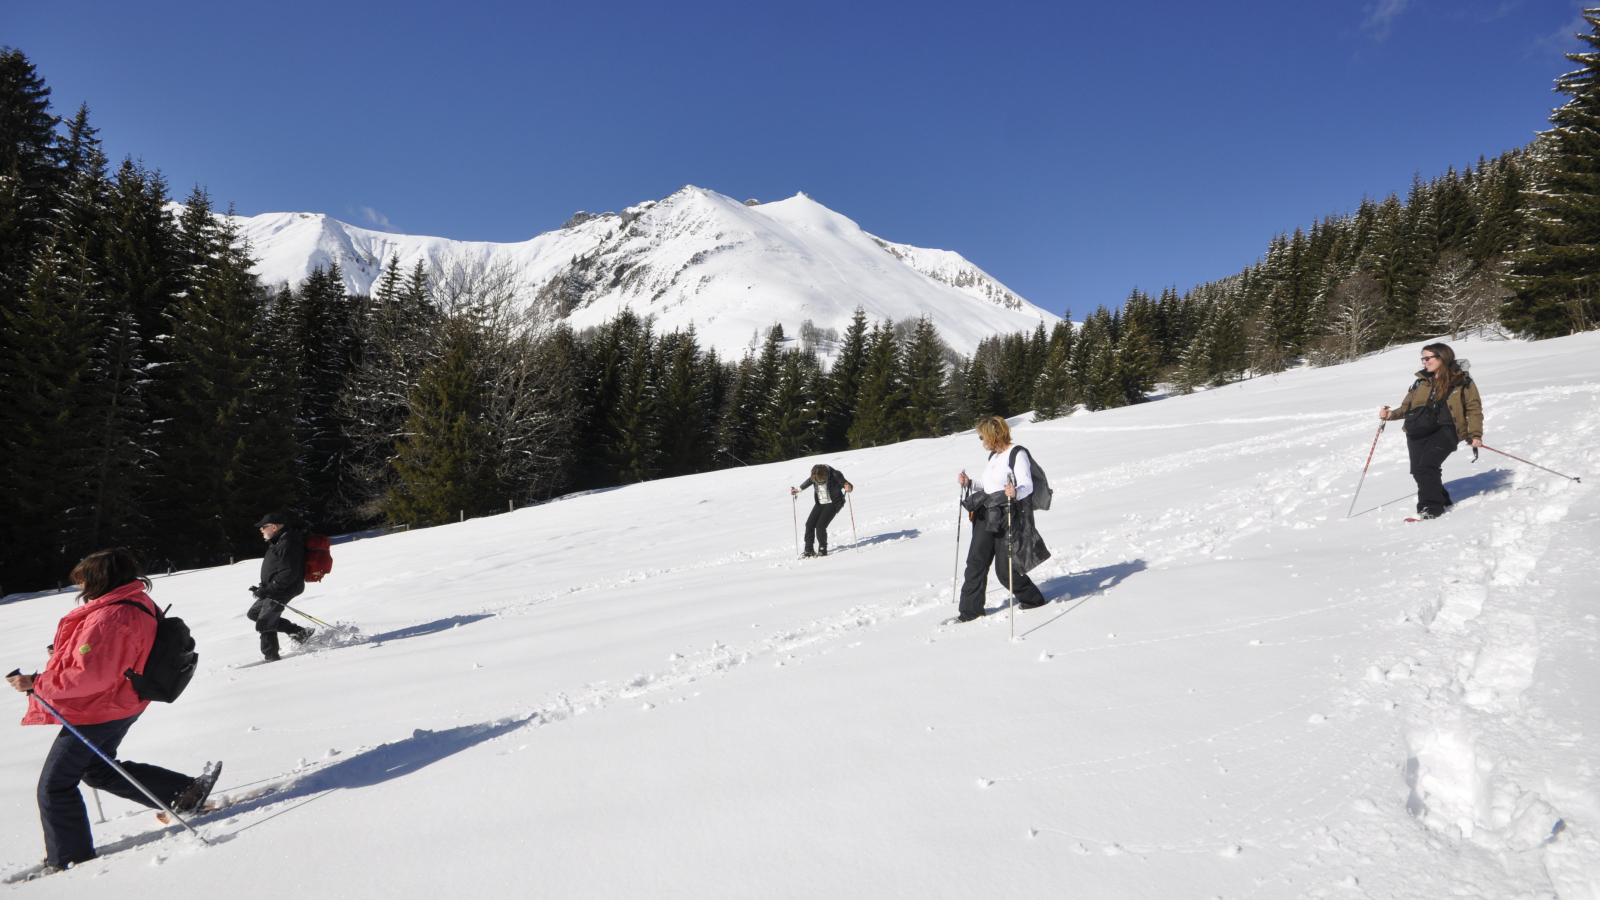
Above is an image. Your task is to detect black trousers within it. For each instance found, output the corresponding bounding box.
[248,593,308,656]
[805,501,842,551]
[1408,425,1458,517]
[37,713,191,867]
[959,522,1045,620]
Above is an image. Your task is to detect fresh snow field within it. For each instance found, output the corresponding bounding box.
[2,333,1597,899]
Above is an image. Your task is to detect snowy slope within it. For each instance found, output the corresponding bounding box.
[2,333,1598,898]
[229,187,1058,356]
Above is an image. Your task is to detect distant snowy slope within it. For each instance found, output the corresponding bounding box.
[230,187,1058,355]
[3,333,1597,898]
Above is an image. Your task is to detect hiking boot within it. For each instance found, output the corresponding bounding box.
[802,549,816,558]
[289,627,314,646]
[172,761,222,815]
[817,547,828,557]
[1018,597,1049,610]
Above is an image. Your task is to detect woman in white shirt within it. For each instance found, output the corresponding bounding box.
[954,416,1051,622]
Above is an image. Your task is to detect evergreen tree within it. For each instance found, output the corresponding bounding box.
[339,255,438,519]
[1115,317,1157,404]
[656,328,715,477]
[822,308,869,450]
[1507,10,1600,336]
[384,323,496,525]
[847,323,909,448]
[960,355,1001,424]
[606,320,661,482]
[153,190,296,562]
[274,264,361,528]
[0,48,66,307]
[901,317,950,438]
[758,349,818,461]
[1030,333,1075,421]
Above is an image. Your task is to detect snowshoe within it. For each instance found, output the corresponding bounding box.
[172,760,222,815]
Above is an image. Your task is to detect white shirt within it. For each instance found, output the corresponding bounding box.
[972,446,1033,500]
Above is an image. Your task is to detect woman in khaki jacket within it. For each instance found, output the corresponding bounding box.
[1379,342,1483,519]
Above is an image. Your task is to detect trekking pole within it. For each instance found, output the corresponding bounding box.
[792,493,800,559]
[1346,420,1386,518]
[1479,444,1582,483]
[847,492,857,551]
[269,598,335,629]
[24,690,208,843]
[1006,475,1017,641]
[90,787,106,823]
[952,473,967,605]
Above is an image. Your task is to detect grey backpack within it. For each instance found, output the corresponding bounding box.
[1004,445,1053,511]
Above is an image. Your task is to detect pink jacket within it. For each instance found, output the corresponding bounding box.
[21,582,158,726]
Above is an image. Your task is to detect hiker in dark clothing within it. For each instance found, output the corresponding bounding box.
[1379,342,1484,519]
[247,513,311,661]
[955,416,1051,622]
[791,464,852,557]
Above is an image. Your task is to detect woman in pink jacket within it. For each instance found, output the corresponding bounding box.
[6,549,218,872]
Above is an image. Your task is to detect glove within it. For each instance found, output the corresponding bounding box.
[249,584,262,598]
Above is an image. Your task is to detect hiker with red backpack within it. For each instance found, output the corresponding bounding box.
[7,549,219,873]
[247,513,315,662]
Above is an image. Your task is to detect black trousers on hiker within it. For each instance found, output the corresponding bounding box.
[37,712,191,868]
[248,592,308,657]
[1408,424,1458,518]
[959,522,1045,620]
[805,502,842,552]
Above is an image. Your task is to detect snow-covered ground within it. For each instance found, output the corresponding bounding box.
[2,333,1596,898]
[230,187,1058,357]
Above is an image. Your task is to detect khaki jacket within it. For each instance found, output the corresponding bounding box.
[1386,371,1483,443]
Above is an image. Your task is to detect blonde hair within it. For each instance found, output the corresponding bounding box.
[811,464,830,483]
[976,416,1011,452]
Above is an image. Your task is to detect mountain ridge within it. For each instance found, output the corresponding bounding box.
[229,186,1058,355]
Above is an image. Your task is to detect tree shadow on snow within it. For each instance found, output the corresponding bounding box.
[206,716,534,836]
[1011,560,1149,637]
[369,613,495,645]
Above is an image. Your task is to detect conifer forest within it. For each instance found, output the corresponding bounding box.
[5,19,1600,593]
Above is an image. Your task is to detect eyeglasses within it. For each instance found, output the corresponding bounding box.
[1420,355,1437,361]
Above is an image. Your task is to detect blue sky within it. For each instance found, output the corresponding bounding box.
[6,0,1589,317]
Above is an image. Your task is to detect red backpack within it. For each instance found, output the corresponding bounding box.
[304,534,333,582]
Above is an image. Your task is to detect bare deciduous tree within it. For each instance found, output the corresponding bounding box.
[1420,252,1511,340]
[1321,272,1388,363]
[340,256,576,522]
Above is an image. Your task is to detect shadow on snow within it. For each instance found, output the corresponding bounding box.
[1349,467,1514,518]
[368,614,496,645]
[851,529,920,548]
[1010,559,1149,637]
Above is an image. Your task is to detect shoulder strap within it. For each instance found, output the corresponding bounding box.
[1008,446,1026,470]
[111,598,159,620]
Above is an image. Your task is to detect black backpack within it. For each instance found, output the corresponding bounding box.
[1004,445,1053,511]
[112,600,198,703]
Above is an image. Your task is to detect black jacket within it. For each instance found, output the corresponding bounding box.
[963,487,1051,574]
[797,467,849,505]
[258,527,306,602]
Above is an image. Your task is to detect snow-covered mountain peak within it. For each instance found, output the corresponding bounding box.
[230,186,1058,355]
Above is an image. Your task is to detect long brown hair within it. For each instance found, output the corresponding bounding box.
[810,464,830,483]
[69,548,152,604]
[1420,342,1461,397]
